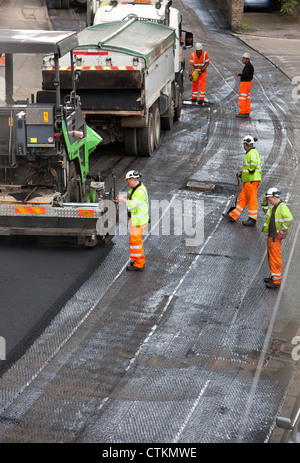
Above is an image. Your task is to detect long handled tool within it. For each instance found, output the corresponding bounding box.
[226,174,240,213]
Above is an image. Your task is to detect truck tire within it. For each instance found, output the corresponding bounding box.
[137,111,155,157]
[152,107,161,149]
[124,128,138,156]
[161,98,174,131]
[174,91,182,122]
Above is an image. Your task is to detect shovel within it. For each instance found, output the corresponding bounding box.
[226,174,240,213]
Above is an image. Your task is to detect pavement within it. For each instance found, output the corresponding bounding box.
[0,0,51,30]
[234,11,300,443]
[0,0,300,442]
[235,11,300,80]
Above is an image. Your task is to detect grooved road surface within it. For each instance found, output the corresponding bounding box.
[0,0,300,443]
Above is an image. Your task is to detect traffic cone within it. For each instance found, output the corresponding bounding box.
[0,54,5,66]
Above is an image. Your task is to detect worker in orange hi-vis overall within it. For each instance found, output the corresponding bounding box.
[189,42,209,104]
[235,52,254,118]
[118,170,149,272]
[261,188,293,289]
[222,135,262,227]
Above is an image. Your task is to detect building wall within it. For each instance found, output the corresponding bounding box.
[217,0,244,30]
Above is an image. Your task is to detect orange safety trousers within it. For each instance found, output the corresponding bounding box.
[238,81,252,114]
[191,72,207,101]
[267,237,282,285]
[129,220,147,268]
[229,181,260,222]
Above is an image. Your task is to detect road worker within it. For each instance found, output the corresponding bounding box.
[222,135,261,226]
[235,52,254,118]
[118,170,149,272]
[262,188,293,289]
[189,42,210,104]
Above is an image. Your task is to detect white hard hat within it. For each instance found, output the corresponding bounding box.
[243,135,255,145]
[265,187,282,198]
[125,170,141,180]
[243,52,251,59]
[195,42,203,51]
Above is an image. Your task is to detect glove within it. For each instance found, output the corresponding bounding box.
[277,232,286,240]
[191,70,200,82]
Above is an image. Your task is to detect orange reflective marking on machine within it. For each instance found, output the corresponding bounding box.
[15,206,46,215]
[52,66,136,71]
[78,209,95,217]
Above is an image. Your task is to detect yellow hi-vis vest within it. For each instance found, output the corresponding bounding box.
[128,182,149,227]
[262,200,293,235]
[241,148,262,183]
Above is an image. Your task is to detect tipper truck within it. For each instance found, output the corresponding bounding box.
[42,3,193,157]
[0,29,115,247]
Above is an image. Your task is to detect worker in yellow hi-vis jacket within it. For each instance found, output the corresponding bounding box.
[118,170,149,272]
[262,187,293,289]
[222,135,262,226]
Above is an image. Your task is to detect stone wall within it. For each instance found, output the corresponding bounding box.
[216,0,244,30]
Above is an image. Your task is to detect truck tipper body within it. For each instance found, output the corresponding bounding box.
[0,30,115,247]
[43,2,193,156]
[42,14,192,157]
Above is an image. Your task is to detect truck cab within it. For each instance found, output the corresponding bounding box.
[93,1,193,75]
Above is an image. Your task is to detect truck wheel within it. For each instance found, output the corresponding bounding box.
[161,99,174,130]
[174,92,182,122]
[152,107,161,149]
[137,112,155,157]
[124,128,138,156]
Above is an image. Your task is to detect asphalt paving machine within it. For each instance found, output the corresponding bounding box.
[0,30,116,246]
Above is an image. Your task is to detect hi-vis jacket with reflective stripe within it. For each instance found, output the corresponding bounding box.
[241,148,262,183]
[262,200,293,235]
[189,51,209,71]
[128,182,149,227]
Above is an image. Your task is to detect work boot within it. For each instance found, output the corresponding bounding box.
[197,100,204,105]
[126,264,144,272]
[236,113,249,118]
[222,213,235,222]
[242,218,256,227]
[129,260,145,268]
[191,99,197,104]
[264,277,273,283]
[265,280,280,289]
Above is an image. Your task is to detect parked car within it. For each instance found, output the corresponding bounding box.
[244,0,274,12]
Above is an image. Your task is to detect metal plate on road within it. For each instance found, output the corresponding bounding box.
[182,100,211,106]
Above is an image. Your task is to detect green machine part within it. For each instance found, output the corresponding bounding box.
[62,120,102,184]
